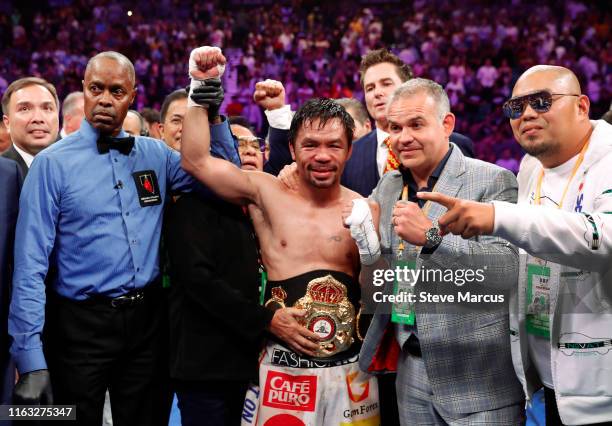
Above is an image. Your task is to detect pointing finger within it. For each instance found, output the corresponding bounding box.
[437,207,461,227]
[417,191,457,209]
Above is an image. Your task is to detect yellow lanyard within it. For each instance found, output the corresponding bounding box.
[534,127,593,209]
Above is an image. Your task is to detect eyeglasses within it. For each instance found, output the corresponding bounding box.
[237,136,266,153]
[502,90,580,119]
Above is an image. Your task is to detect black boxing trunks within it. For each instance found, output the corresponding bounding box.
[241,271,380,426]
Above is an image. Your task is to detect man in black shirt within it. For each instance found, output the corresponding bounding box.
[165,117,273,426]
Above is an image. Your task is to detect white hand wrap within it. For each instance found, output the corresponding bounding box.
[345,199,381,265]
[188,46,226,108]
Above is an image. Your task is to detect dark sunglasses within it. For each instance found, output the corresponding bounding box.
[502,90,580,119]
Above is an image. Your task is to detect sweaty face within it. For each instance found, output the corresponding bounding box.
[122,111,142,136]
[509,71,581,161]
[387,92,453,176]
[2,84,59,155]
[290,118,351,188]
[160,98,187,150]
[232,124,264,171]
[83,58,136,136]
[363,62,403,126]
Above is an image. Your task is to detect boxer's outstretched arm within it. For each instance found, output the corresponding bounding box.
[182,106,259,205]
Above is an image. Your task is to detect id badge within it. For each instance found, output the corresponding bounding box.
[391,259,416,325]
[526,260,551,338]
[132,170,162,207]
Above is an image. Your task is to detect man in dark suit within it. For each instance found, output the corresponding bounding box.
[342,49,474,196]
[165,191,273,426]
[0,157,23,408]
[1,77,60,176]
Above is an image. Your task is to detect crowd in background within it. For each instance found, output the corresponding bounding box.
[1,2,611,425]
[0,0,610,168]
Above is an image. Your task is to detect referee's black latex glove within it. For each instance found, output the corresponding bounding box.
[190,78,224,121]
[13,369,53,405]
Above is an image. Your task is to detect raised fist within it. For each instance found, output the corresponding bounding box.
[189,46,227,80]
[253,79,286,111]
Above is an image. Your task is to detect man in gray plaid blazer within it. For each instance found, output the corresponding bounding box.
[356,79,525,424]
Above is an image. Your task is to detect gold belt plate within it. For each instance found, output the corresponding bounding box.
[294,274,355,358]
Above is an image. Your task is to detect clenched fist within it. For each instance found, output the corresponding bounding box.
[189,46,227,80]
[392,200,433,246]
[253,79,286,111]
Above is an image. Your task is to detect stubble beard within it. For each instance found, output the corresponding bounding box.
[519,136,555,159]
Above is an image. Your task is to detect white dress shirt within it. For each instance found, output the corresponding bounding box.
[13,143,34,168]
[375,128,390,176]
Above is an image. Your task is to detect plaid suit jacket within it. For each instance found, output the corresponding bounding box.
[359,144,525,414]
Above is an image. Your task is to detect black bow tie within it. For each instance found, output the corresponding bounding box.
[97,135,135,155]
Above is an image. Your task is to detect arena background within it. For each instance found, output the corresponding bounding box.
[1,0,610,424]
[1,0,610,169]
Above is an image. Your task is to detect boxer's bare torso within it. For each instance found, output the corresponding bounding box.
[245,173,361,280]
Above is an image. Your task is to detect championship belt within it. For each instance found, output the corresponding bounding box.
[295,275,356,358]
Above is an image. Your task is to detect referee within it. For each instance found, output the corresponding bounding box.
[9,51,236,425]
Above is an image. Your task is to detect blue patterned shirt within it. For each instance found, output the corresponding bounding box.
[9,118,238,373]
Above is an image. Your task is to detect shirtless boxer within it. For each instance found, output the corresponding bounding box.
[182,47,381,426]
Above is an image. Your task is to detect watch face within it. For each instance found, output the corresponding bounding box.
[425,227,442,248]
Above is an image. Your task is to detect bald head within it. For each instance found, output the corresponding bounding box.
[85,51,135,85]
[513,65,581,97]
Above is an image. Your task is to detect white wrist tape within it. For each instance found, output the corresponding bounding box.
[345,199,381,265]
[188,46,226,108]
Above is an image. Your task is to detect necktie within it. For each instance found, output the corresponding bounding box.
[383,136,400,174]
[97,135,135,155]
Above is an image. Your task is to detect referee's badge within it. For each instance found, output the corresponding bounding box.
[132,170,162,206]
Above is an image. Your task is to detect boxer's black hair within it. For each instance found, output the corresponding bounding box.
[288,98,355,147]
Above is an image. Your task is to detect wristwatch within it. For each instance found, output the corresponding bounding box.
[424,220,443,249]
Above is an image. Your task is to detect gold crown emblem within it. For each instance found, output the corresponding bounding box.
[306,275,347,305]
[271,286,287,301]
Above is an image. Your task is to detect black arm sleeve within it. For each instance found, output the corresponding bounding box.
[165,195,274,344]
[263,127,293,176]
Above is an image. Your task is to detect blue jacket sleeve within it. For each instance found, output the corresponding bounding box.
[9,154,62,373]
[210,118,240,166]
[169,117,241,192]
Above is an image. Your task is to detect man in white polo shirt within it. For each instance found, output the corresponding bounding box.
[420,65,612,425]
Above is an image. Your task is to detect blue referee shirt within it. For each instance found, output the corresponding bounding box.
[9,118,238,374]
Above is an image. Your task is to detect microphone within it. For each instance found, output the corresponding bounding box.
[114,180,124,190]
